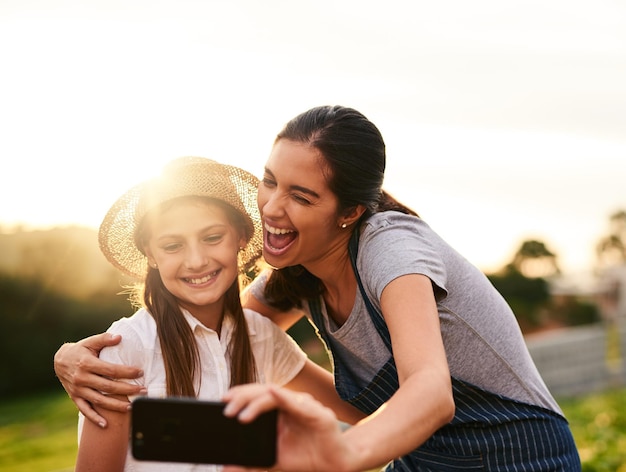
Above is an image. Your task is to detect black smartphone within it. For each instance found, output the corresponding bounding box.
[131,397,277,467]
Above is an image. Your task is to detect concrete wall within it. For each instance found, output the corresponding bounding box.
[526,322,626,398]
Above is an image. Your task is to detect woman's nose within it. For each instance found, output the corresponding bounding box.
[258,188,283,219]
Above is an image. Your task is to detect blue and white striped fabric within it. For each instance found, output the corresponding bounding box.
[305,231,581,471]
[310,297,581,471]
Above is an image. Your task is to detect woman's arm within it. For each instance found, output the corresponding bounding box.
[338,273,455,468]
[283,359,365,425]
[225,274,455,472]
[75,394,130,472]
[54,333,145,427]
[223,385,352,472]
[56,287,303,426]
[241,284,305,330]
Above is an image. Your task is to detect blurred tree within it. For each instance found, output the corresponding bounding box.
[596,210,626,270]
[488,238,599,333]
[0,274,132,397]
[0,226,132,301]
[548,296,599,327]
[511,239,559,278]
[594,210,626,379]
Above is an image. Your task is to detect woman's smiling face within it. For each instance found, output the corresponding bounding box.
[257,139,345,270]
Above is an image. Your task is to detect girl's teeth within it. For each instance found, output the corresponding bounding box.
[188,273,216,284]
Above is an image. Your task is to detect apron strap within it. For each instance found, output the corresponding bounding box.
[348,227,393,351]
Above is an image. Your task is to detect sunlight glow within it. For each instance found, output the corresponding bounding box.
[1,0,625,275]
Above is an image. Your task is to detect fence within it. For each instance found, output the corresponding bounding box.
[526,322,626,398]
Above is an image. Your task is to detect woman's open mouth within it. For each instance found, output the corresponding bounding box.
[264,223,297,255]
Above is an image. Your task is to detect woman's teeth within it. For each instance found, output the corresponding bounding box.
[265,223,294,235]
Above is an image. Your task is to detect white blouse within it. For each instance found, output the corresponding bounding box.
[78,307,307,472]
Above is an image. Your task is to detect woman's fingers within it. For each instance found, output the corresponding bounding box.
[267,387,336,426]
[223,384,280,421]
[223,385,348,472]
[76,334,144,381]
[74,397,108,428]
[78,332,122,350]
[55,335,144,396]
[54,333,147,427]
[223,466,271,472]
[72,362,144,395]
[223,385,334,425]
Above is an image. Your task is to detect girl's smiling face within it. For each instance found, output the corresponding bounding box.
[142,197,246,325]
[257,139,346,271]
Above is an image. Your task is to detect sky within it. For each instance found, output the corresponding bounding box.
[1,0,625,276]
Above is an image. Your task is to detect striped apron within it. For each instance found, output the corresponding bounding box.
[305,232,581,471]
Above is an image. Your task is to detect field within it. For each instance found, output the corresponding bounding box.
[1,387,625,471]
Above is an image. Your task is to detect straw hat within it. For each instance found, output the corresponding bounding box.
[98,156,262,279]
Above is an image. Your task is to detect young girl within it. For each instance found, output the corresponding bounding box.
[75,156,362,472]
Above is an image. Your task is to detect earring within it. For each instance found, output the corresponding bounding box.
[152,263,158,269]
[341,223,347,229]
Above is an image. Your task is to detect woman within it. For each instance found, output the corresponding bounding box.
[55,106,581,471]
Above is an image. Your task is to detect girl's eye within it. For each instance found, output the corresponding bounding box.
[163,243,181,252]
[204,234,224,244]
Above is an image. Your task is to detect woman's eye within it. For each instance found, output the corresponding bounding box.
[292,194,311,205]
[261,177,276,187]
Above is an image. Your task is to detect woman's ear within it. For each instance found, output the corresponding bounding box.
[338,204,367,229]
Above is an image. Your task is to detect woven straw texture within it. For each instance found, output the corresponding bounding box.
[98,157,262,279]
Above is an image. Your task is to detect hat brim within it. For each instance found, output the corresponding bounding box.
[98,157,262,279]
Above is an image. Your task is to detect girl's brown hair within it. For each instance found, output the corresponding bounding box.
[135,197,258,397]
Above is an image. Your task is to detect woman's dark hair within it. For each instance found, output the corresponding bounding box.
[137,197,258,397]
[264,105,418,310]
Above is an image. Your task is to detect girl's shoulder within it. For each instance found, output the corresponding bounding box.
[241,308,299,348]
[101,308,160,366]
[106,307,158,347]
[242,308,277,336]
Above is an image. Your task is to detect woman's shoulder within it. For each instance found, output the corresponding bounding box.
[364,210,428,232]
[361,211,435,246]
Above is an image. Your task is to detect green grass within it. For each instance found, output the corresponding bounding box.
[0,389,78,472]
[1,387,625,471]
[560,387,626,472]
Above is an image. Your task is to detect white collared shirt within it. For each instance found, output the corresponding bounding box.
[78,307,307,471]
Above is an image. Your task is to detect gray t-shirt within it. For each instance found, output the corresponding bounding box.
[250,211,561,414]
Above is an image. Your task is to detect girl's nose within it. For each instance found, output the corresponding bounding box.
[184,245,209,270]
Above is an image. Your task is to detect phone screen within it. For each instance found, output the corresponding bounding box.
[131,397,277,467]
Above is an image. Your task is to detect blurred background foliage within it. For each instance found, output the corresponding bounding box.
[0,227,134,397]
[2,211,621,397]
[0,213,625,470]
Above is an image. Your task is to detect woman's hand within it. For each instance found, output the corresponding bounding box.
[222,384,356,472]
[54,333,145,427]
